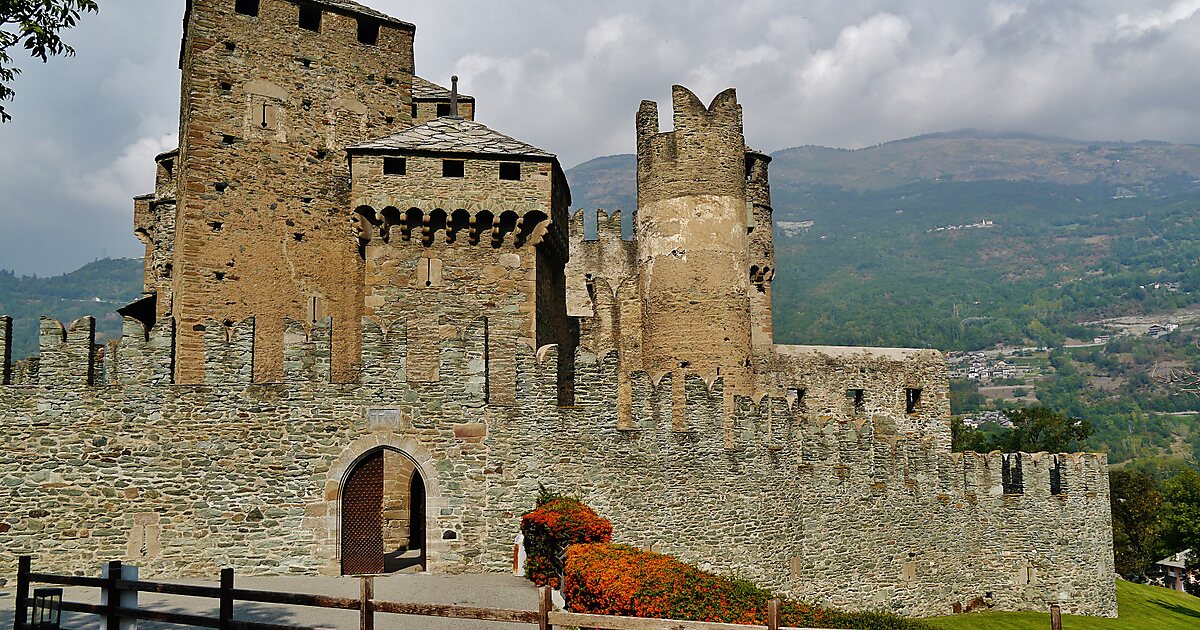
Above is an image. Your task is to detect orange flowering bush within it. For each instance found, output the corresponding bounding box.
[520,490,612,588]
[564,544,934,630]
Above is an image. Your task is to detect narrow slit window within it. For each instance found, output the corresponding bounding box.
[299,6,322,32]
[846,389,865,414]
[1002,455,1024,495]
[905,388,922,414]
[411,103,418,119]
[357,19,379,45]
[436,103,451,117]
[442,160,465,178]
[235,0,259,17]
[383,158,406,176]
[1050,456,1066,495]
[499,162,521,181]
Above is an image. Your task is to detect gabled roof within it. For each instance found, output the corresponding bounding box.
[313,0,414,28]
[412,76,475,102]
[348,117,554,160]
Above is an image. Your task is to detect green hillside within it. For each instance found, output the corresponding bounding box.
[0,258,144,360]
[925,580,1200,629]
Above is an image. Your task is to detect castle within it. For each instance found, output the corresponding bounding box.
[0,0,1117,618]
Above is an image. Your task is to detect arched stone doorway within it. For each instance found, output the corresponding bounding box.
[341,447,427,575]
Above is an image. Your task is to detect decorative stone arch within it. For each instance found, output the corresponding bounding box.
[312,432,446,575]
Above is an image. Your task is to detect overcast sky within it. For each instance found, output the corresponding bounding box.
[2,0,1200,275]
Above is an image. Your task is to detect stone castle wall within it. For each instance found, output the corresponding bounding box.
[0,314,1115,617]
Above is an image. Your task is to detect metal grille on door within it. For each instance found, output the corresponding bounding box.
[342,451,384,575]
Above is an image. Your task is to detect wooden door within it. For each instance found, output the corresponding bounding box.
[342,451,384,575]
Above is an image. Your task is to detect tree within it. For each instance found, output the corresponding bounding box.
[1109,469,1164,578]
[0,0,98,122]
[1000,407,1092,453]
[1163,468,1200,556]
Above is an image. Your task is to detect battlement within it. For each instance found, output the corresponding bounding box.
[352,204,557,252]
[637,86,747,205]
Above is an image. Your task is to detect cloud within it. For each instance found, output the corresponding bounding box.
[4,0,1200,275]
[72,133,178,215]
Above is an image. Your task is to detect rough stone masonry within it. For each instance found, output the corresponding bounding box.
[0,0,1117,619]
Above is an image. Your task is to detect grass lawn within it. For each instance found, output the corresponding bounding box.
[923,580,1200,629]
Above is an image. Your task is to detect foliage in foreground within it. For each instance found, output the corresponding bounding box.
[564,543,934,629]
[519,489,612,588]
[0,0,99,122]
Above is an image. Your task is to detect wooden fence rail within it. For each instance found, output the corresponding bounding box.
[11,556,849,630]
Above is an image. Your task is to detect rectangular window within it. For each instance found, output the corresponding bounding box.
[905,388,922,414]
[442,160,465,178]
[411,103,418,119]
[235,0,259,16]
[1002,454,1024,495]
[299,6,322,32]
[846,389,865,414]
[499,162,522,181]
[383,158,406,176]
[436,103,451,117]
[357,19,379,45]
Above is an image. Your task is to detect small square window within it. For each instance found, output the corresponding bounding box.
[357,19,379,45]
[235,0,259,17]
[384,158,406,176]
[499,162,521,181]
[436,103,451,117]
[442,160,465,178]
[846,389,865,413]
[299,6,322,32]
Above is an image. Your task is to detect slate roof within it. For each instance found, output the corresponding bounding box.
[412,76,475,102]
[349,117,554,159]
[313,0,413,28]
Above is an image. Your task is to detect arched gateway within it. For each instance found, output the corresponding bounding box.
[340,447,427,575]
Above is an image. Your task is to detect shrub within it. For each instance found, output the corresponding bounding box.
[520,490,612,588]
[564,543,935,629]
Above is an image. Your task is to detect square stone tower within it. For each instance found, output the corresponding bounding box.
[171,0,416,382]
[347,115,572,404]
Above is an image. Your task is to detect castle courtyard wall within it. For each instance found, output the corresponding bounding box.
[0,316,1116,618]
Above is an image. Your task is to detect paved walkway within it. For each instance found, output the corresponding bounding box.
[0,572,539,629]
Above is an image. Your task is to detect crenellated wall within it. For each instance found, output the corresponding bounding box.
[0,313,1115,617]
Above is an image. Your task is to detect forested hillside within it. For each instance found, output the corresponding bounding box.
[0,258,144,360]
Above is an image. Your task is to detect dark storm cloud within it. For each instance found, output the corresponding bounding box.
[2,0,1199,275]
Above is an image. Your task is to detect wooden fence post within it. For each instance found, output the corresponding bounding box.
[539,586,552,630]
[1050,604,1062,630]
[219,568,234,630]
[768,598,781,630]
[13,556,30,630]
[105,560,123,630]
[359,576,374,630]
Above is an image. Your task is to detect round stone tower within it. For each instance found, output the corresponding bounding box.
[635,85,754,390]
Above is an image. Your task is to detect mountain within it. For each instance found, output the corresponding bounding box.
[0,258,144,360]
[565,131,1200,351]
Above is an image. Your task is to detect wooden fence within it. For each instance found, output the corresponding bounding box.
[12,556,844,630]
